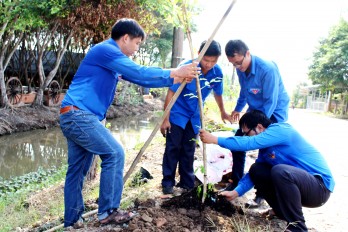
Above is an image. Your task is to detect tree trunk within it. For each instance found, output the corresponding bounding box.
[0,69,9,107]
[171,27,184,68]
[86,156,99,181]
[231,67,236,86]
[34,87,44,106]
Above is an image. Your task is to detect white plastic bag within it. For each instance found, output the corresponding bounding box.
[194,131,234,184]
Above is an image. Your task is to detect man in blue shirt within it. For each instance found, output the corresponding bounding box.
[60,18,200,227]
[160,40,232,194]
[199,110,334,232]
[224,40,290,207]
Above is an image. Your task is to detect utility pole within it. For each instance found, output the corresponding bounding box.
[171,27,184,68]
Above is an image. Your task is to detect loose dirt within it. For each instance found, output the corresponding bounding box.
[3,99,326,232]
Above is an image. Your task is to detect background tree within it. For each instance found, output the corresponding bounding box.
[308,18,348,114]
[0,0,42,107]
[308,19,348,92]
[292,82,308,108]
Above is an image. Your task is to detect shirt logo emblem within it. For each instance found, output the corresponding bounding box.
[268,151,276,159]
[250,88,261,94]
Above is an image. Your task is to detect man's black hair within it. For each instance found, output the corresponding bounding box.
[239,110,272,130]
[225,39,249,57]
[111,18,146,40]
[199,40,221,56]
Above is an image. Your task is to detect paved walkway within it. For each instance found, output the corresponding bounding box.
[287,109,348,232]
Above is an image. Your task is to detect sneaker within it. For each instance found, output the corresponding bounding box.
[162,186,173,194]
[245,196,264,208]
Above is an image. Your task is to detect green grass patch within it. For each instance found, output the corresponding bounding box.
[204,98,235,122]
[0,165,67,232]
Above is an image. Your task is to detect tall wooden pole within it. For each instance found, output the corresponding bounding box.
[180,2,208,203]
[123,0,237,185]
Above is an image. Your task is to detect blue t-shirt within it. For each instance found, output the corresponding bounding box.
[218,123,335,196]
[169,59,224,134]
[235,55,290,122]
[62,38,173,120]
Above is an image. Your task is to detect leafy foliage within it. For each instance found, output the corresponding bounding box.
[0,166,61,197]
[292,82,308,108]
[308,19,348,92]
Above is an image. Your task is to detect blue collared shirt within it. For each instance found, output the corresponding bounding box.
[169,59,224,135]
[62,38,173,120]
[235,55,290,122]
[218,123,335,196]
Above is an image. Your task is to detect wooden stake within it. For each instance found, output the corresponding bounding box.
[124,0,237,185]
[180,1,208,203]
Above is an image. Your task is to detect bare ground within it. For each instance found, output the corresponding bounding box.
[23,137,290,232]
[3,99,323,232]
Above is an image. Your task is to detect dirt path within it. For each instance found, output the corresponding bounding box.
[29,136,288,232]
[4,102,343,231]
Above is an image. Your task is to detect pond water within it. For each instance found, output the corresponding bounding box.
[0,116,157,180]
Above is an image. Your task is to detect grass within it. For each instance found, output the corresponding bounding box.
[230,214,259,232]
[0,166,67,232]
[0,163,103,232]
[204,98,235,122]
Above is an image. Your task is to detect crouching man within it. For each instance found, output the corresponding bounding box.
[199,110,334,232]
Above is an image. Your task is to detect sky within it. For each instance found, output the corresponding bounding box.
[185,0,348,94]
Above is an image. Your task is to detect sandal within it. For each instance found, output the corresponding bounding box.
[100,210,138,225]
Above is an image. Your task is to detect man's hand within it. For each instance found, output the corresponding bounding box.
[160,119,171,137]
[221,111,233,124]
[199,129,218,144]
[219,190,239,201]
[171,62,200,84]
[231,111,241,123]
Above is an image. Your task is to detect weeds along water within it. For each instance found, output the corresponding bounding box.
[0,165,68,232]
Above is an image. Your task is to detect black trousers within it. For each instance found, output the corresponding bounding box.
[249,163,331,232]
[161,122,196,189]
[228,128,246,189]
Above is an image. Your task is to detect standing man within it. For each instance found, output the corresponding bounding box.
[160,40,232,194]
[224,40,290,207]
[60,18,200,227]
[199,110,334,232]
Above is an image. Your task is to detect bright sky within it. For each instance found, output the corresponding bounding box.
[186,0,348,94]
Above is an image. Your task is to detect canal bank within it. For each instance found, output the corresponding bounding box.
[0,98,163,136]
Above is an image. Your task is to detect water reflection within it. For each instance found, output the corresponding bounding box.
[0,128,67,180]
[0,116,156,180]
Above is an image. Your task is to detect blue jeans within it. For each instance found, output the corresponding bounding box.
[60,109,124,227]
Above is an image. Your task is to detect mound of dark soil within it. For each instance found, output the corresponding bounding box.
[161,186,239,217]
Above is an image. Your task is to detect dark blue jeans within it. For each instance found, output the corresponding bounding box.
[162,122,196,189]
[60,109,124,227]
[228,128,246,189]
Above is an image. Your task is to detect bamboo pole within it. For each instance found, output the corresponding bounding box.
[180,2,208,203]
[124,0,237,184]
